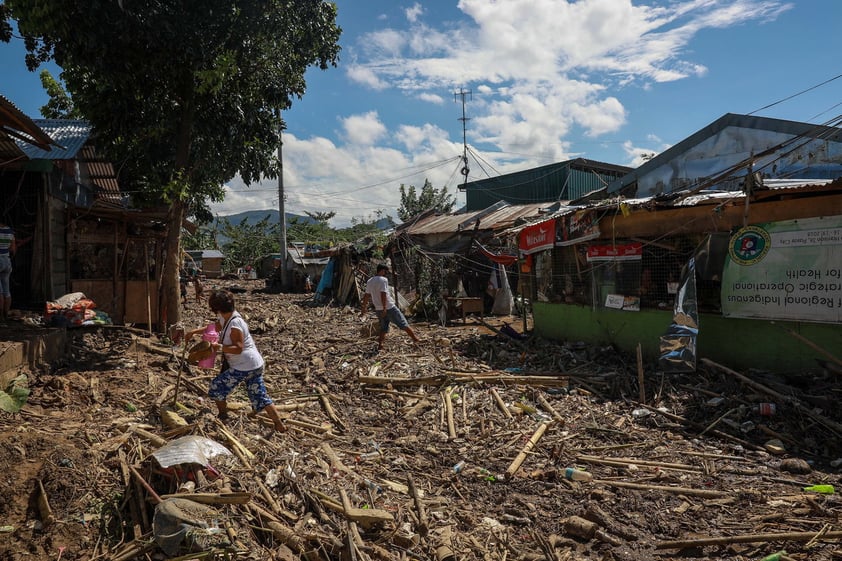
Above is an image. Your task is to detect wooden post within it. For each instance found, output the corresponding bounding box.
[636,343,645,404]
[144,243,152,335]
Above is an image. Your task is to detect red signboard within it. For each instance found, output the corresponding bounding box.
[519,219,556,255]
[586,242,642,262]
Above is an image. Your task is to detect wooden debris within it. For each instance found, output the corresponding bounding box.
[159,491,251,504]
[36,479,55,527]
[505,420,551,478]
[5,288,842,561]
[657,530,842,550]
[490,387,513,419]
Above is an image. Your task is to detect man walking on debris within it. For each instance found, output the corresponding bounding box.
[361,263,421,352]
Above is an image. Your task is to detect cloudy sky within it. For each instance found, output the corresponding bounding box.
[3,1,841,226]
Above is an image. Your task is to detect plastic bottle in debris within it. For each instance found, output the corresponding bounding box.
[198,322,219,369]
[453,460,466,473]
[753,403,777,416]
[363,479,383,494]
[563,468,593,482]
[357,451,382,462]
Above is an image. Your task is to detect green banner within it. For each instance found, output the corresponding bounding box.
[721,216,842,323]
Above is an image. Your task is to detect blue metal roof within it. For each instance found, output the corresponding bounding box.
[18,119,91,160]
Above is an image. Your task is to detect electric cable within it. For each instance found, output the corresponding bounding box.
[746,72,842,116]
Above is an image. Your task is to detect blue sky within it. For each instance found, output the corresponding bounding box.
[2,1,841,226]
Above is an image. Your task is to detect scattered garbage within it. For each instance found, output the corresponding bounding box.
[151,436,232,469]
[803,484,835,494]
[153,498,227,555]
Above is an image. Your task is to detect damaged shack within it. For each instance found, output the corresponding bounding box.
[0,104,169,327]
[514,113,842,373]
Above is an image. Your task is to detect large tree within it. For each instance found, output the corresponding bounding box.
[2,0,340,326]
[397,179,455,222]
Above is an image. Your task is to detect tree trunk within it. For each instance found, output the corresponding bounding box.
[161,87,195,330]
[160,200,186,330]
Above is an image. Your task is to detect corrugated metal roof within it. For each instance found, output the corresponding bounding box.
[607,113,842,197]
[498,177,842,239]
[399,202,557,235]
[79,144,121,201]
[462,158,632,211]
[19,119,90,159]
[187,250,225,259]
[0,95,55,150]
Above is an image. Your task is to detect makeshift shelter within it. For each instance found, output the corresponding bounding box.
[389,203,539,322]
[1,105,169,326]
[185,250,224,278]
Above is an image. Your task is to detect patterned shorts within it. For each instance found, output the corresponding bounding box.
[208,365,274,412]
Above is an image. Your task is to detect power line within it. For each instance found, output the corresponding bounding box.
[747,72,842,116]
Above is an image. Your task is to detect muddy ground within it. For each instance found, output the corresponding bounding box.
[0,280,840,561]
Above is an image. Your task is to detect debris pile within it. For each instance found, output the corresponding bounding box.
[0,283,840,560]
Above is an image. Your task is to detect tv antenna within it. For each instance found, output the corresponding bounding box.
[454,88,471,188]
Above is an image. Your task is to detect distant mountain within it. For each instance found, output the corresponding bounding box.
[218,210,395,231]
[217,209,315,226]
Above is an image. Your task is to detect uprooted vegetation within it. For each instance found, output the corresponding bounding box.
[0,283,840,561]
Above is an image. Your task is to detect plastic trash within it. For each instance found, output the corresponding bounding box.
[151,436,232,468]
[754,402,776,416]
[803,484,834,494]
[563,468,593,482]
[197,323,218,369]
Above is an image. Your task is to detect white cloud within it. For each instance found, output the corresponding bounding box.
[341,111,387,146]
[215,0,792,225]
[405,3,424,23]
[622,139,670,168]
[417,92,445,104]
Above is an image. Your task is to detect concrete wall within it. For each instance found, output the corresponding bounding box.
[533,302,841,374]
[0,328,68,380]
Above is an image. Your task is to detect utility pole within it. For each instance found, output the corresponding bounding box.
[277,119,288,290]
[455,88,472,189]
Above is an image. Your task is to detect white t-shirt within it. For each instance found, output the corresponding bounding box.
[220,312,264,371]
[365,275,396,311]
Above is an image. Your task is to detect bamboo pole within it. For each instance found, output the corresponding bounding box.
[317,384,347,432]
[701,358,842,436]
[505,421,551,478]
[636,343,645,404]
[442,388,457,439]
[407,474,429,537]
[594,479,727,498]
[656,530,842,549]
[490,388,513,419]
[536,394,564,424]
[781,327,842,369]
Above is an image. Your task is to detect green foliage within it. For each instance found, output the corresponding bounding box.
[38,69,83,119]
[186,209,394,270]
[182,226,217,252]
[303,210,336,225]
[397,179,455,222]
[3,0,341,214]
[0,374,30,413]
[218,214,279,270]
[2,0,341,322]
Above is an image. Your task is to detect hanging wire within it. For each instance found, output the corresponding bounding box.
[746,72,842,116]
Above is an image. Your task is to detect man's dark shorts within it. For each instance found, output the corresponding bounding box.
[379,306,409,332]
